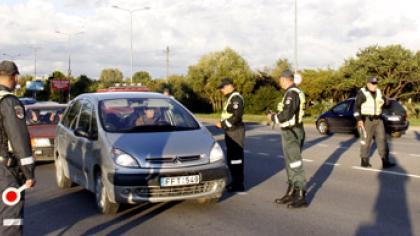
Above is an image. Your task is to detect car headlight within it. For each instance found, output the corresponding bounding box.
[31,138,51,148]
[112,148,140,168]
[209,142,224,163]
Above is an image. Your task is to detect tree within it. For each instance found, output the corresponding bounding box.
[187,48,256,112]
[338,45,419,99]
[99,68,123,88]
[263,58,293,79]
[132,71,152,85]
[71,75,95,98]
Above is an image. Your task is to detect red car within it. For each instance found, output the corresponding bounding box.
[25,103,67,161]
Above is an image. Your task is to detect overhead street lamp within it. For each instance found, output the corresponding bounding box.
[55,30,84,77]
[112,5,151,83]
[1,53,21,60]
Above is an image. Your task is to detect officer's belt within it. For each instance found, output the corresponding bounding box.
[363,115,381,121]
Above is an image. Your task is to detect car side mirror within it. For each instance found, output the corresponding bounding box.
[74,127,89,139]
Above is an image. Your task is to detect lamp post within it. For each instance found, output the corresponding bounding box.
[55,30,84,102]
[112,5,150,83]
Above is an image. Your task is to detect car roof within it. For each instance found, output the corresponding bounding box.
[25,103,67,109]
[76,92,168,102]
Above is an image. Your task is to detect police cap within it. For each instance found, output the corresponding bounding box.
[280,70,294,80]
[0,60,20,76]
[217,77,234,89]
[367,76,378,84]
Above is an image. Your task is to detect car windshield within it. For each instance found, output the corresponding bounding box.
[99,98,200,132]
[26,107,65,125]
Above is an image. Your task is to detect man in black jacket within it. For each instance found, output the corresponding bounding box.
[0,61,36,236]
[216,78,245,192]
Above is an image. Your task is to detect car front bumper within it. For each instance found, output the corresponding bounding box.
[107,162,229,203]
[33,147,54,161]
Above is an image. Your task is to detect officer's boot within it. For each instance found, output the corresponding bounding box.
[287,189,308,209]
[382,158,396,169]
[274,184,295,204]
[361,158,371,168]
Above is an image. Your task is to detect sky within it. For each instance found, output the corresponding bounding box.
[0,0,419,79]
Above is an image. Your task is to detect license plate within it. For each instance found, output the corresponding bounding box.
[160,175,200,187]
[388,116,400,121]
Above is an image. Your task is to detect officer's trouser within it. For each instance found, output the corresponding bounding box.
[360,118,389,160]
[280,125,306,190]
[0,165,24,236]
[225,126,245,187]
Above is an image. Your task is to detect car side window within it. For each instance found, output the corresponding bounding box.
[77,101,93,133]
[62,101,82,130]
[91,109,99,140]
[332,102,349,114]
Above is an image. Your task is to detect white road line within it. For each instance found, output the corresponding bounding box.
[277,155,284,158]
[268,138,278,142]
[303,159,314,162]
[257,152,269,156]
[244,150,250,154]
[409,154,420,158]
[247,136,262,140]
[324,162,341,166]
[352,166,420,179]
[390,152,398,155]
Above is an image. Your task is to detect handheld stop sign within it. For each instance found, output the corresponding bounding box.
[2,185,28,206]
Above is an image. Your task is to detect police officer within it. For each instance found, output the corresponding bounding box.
[269,70,307,208]
[354,76,395,169]
[0,61,36,236]
[216,78,245,192]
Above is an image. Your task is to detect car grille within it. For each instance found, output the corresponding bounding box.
[134,181,219,198]
[146,155,201,165]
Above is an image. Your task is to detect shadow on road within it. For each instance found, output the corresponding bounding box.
[306,137,357,204]
[415,131,420,141]
[355,140,413,235]
[81,202,179,236]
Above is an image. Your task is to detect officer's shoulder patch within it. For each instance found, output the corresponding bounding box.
[14,105,24,119]
[233,101,239,109]
[285,97,292,105]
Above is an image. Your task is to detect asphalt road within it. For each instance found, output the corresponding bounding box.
[24,124,420,236]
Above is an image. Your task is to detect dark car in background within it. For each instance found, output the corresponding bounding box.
[316,98,409,137]
[25,103,67,161]
[20,97,37,105]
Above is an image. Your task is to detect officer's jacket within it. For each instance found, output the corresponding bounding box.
[354,87,385,121]
[272,85,305,128]
[0,85,35,180]
[221,91,244,130]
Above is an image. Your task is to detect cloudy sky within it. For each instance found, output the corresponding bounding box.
[0,0,419,79]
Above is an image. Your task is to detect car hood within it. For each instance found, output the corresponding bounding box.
[105,128,215,168]
[28,124,57,139]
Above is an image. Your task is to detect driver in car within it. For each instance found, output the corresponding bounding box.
[135,107,160,126]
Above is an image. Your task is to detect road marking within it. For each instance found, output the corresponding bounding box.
[257,152,269,156]
[277,155,284,158]
[352,166,420,179]
[247,136,262,140]
[324,162,341,166]
[409,154,420,158]
[390,152,398,155]
[303,159,314,162]
[268,138,278,142]
[244,150,250,154]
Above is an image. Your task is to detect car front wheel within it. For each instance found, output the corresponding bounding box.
[55,155,72,189]
[95,171,119,215]
[317,119,329,135]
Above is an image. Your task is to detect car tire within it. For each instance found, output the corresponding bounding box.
[317,119,329,135]
[55,155,72,189]
[95,171,119,215]
[391,132,402,138]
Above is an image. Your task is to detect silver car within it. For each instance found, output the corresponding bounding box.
[54,92,228,214]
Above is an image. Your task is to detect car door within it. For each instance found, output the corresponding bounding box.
[72,100,95,188]
[58,100,82,180]
[327,101,354,132]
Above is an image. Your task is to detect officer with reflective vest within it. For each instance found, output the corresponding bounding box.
[216,78,245,192]
[268,70,307,208]
[354,76,395,169]
[0,61,36,236]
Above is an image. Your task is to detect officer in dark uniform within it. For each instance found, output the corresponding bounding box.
[269,70,307,208]
[216,78,245,192]
[354,76,395,169]
[0,61,36,236]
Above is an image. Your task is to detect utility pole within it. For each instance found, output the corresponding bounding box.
[32,46,41,79]
[294,0,298,70]
[166,46,170,80]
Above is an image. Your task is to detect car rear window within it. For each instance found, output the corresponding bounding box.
[26,107,66,125]
[99,98,200,133]
[383,100,406,115]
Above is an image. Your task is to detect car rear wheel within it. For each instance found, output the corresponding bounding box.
[317,119,329,135]
[55,155,72,189]
[95,171,119,215]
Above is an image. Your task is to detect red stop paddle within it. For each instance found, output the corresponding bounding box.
[2,185,28,206]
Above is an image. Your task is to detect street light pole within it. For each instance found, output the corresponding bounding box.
[294,0,298,70]
[32,46,41,79]
[112,5,150,83]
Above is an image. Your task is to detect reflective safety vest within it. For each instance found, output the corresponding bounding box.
[0,90,17,152]
[360,88,384,116]
[221,92,243,121]
[277,87,305,128]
